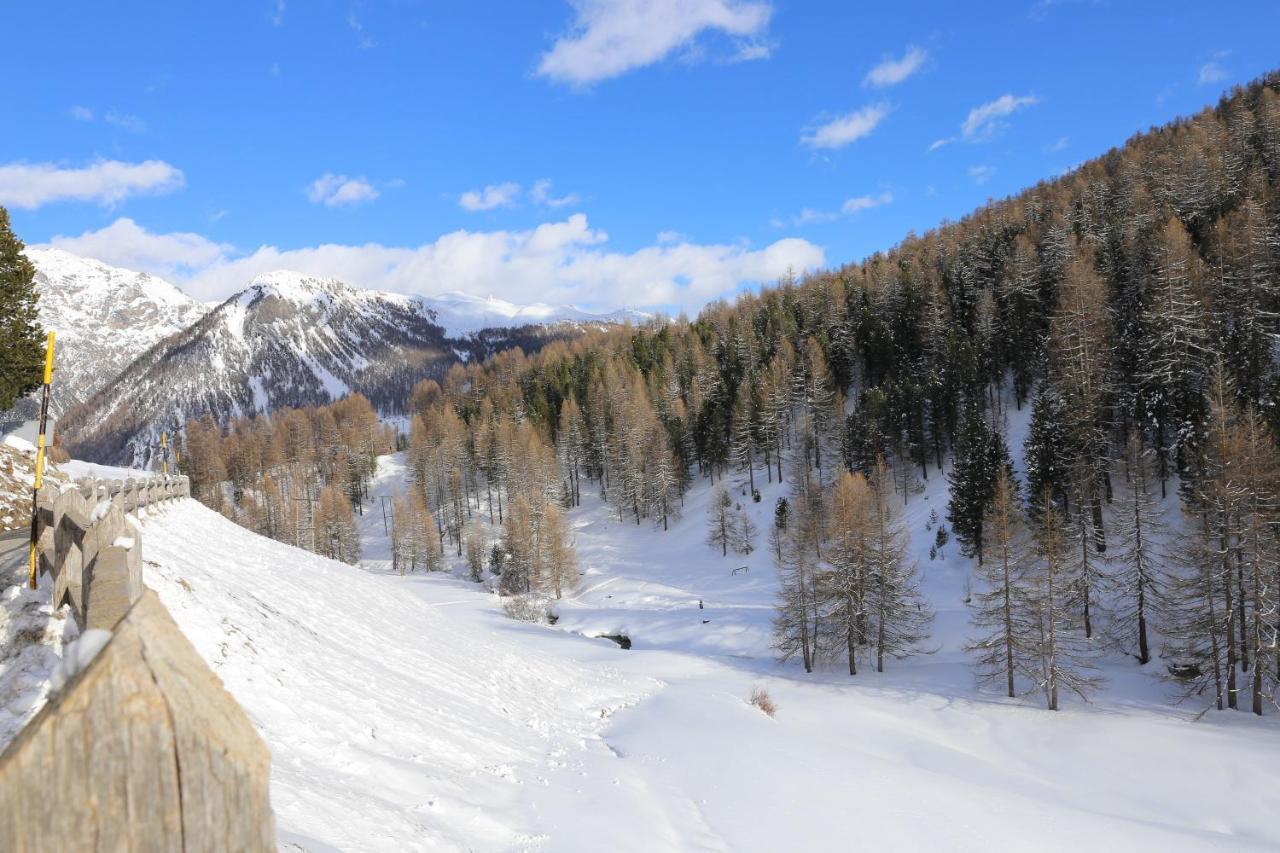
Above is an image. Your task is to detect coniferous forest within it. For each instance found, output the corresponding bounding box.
[182,73,1280,715]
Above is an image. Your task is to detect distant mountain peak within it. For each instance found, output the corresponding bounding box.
[17,248,209,416]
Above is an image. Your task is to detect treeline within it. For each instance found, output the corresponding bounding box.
[181,74,1280,712]
[180,394,395,563]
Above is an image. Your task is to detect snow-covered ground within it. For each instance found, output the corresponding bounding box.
[5,410,1278,849]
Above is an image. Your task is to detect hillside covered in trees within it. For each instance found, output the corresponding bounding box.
[180,73,1280,716]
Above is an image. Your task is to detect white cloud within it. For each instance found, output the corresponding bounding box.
[41,217,232,281]
[1198,62,1228,86]
[0,159,184,209]
[862,45,927,88]
[779,191,892,226]
[841,192,893,214]
[928,137,955,152]
[104,110,147,133]
[961,93,1038,141]
[459,182,521,212]
[68,105,94,122]
[48,214,824,312]
[307,173,379,207]
[537,0,773,87]
[1046,136,1069,152]
[270,0,285,26]
[530,179,579,208]
[968,165,996,184]
[801,102,890,149]
[348,13,374,48]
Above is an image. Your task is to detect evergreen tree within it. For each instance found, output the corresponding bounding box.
[706,484,733,556]
[967,468,1035,697]
[822,470,872,674]
[1028,496,1102,710]
[866,459,933,670]
[947,404,1011,565]
[1110,434,1170,664]
[0,207,42,411]
[773,492,820,672]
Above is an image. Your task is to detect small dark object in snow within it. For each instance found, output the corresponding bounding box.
[698,599,704,609]
[599,633,631,650]
[702,620,711,624]
[1167,662,1202,680]
[731,565,749,575]
[548,614,559,625]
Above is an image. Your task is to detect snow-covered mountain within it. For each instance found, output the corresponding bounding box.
[56,270,620,465]
[421,289,650,336]
[22,248,209,415]
[56,270,452,464]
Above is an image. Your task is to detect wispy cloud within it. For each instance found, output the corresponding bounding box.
[776,191,892,226]
[0,159,184,209]
[1198,52,1230,86]
[961,94,1038,141]
[537,0,773,87]
[459,182,521,212]
[307,173,379,206]
[270,0,285,26]
[1046,136,1069,152]
[104,110,148,133]
[530,179,580,208]
[68,105,94,122]
[348,12,374,49]
[801,102,890,150]
[862,45,927,88]
[968,164,996,185]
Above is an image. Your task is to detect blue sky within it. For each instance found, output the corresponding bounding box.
[1,1,1274,311]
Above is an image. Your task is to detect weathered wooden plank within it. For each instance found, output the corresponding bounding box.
[0,592,275,851]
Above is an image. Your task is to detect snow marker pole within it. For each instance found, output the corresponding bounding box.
[27,331,56,590]
[161,431,168,476]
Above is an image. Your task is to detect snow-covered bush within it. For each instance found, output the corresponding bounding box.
[502,593,555,624]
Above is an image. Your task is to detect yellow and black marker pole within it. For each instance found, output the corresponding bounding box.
[161,431,168,476]
[27,331,56,589]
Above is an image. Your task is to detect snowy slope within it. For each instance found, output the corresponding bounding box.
[333,447,1280,851]
[22,248,209,414]
[144,500,661,851]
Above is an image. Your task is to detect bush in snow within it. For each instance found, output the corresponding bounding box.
[749,687,776,717]
[502,593,555,625]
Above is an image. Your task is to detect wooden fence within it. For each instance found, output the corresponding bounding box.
[0,474,276,851]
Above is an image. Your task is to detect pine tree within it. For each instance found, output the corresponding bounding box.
[732,506,757,555]
[1023,383,1072,514]
[1110,433,1170,664]
[823,470,872,675]
[543,502,578,599]
[0,207,43,411]
[773,495,819,672]
[947,403,1010,565]
[315,484,360,564]
[866,459,933,670]
[966,468,1035,697]
[465,527,486,582]
[706,484,733,556]
[500,494,537,596]
[1028,496,1102,710]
